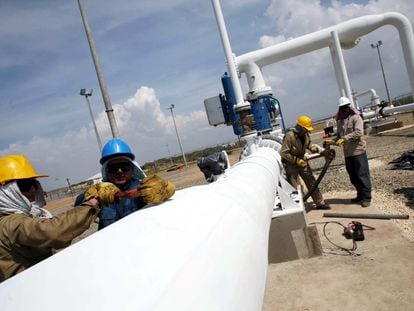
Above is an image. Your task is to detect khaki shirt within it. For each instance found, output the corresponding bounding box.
[280,130,315,164]
[0,205,99,282]
[337,114,366,157]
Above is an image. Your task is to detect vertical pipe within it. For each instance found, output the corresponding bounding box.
[330,30,354,106]
[389,13,414,98]
[77,0,120,138]
[244,63,268,93]
[329,44,346,97]
[211,0,248,109]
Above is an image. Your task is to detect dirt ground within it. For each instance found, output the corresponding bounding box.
[45,114,414,310]
[262,121,414,311]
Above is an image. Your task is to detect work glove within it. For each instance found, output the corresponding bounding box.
[136,175,175,204]
[335,137,346,146]
[309,146,319,154]
[84,182,121,205]
[295,158,307,167]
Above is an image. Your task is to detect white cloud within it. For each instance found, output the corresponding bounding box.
[1,86,235,190]
[265,0,414,37]
[259,35,286,48]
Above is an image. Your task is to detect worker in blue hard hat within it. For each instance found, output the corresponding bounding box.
[82,138,175,229]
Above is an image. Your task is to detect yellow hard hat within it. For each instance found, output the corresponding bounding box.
[296,115,314,132]
[0,154,48,184]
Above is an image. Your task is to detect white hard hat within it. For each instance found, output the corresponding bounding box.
[338,96,352,107]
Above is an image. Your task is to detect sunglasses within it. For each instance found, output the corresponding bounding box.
[17,178,38,192]
[107,162,133,174]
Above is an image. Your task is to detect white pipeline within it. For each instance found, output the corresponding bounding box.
[362,102,414,119]
[0,146,282,311]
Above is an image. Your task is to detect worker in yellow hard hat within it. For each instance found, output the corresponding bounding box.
[280,116,331,210]
[0,154,101,283]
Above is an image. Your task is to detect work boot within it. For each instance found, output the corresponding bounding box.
[350,197,362,204]
[361,200,371,207]
[315,204,331,210]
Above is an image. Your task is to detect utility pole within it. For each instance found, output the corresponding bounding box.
[66,178,74,197]
[77,0,120,138]
[371,40,392,105]
[80,89,103,152]
[167,104,187,166]
[166,143,174,166]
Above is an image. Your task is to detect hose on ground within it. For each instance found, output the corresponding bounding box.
[303,149,335,202]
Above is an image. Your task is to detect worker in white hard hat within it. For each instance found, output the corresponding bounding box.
[335,97,372,207]
[280,115,331,210]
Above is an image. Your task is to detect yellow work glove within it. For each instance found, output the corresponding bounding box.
[296,158,307,167]
[136,175,175,204]
[309,146,319,154]
[335,137,346,146]
[84,182,121,205]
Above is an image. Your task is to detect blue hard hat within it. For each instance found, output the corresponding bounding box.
[100,138,135,164]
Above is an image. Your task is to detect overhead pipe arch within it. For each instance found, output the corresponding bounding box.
[354,88,380,109]
[236,12,414,97]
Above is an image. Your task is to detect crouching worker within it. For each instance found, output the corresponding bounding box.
[80,138,175,230]
[280,115,331,210]
[0,155,100,283]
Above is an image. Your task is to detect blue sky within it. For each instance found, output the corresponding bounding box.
[1,0,413,190]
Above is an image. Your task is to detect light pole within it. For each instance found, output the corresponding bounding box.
[77,0,120,138]
[371,40,392,105]
[166,143,174,166]
[66,178,74,197]
[167,104,188,166]
[80,89,103,152]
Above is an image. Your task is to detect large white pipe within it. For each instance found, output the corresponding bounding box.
[237,12,414,96]
[381,102,414,115]
[362,102,414,119]
[0,146,282,311]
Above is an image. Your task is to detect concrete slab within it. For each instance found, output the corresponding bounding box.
[263,199,414,311]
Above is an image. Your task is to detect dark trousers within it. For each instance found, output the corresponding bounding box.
[345,152,372,201]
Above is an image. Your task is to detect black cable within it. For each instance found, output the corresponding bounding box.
[323,222,357,253]
[361,223,376,231]
[309,221,376,254]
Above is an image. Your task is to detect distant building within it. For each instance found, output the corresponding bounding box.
[86,172,102,185]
